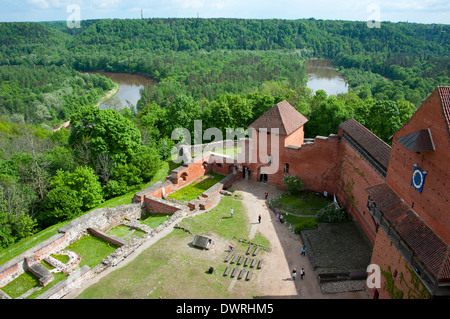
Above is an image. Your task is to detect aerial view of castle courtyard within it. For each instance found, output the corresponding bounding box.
[0,0,448,309]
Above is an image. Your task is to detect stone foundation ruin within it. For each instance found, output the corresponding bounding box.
[0,142,238,299]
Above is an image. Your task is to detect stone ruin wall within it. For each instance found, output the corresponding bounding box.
[0,141,235,299]
[0,203,145,296]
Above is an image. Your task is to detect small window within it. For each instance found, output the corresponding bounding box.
[284,163,289,173]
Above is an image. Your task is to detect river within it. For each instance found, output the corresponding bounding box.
[89,61,346,109]
[86,71,155,109]
[305,59,348,96]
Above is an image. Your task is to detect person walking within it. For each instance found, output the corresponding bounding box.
[292,268,297,280]
[301,246,306,256]
[230,207,234,218]
[258,214,261,223]
[265,191,268,200]
[276,213,280,221]
[300,268,305,280]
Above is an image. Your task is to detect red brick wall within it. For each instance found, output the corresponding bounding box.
[242,133,342,195]
[145,197,184,214]
[386,89,450,243]
[284,136,341,194]
[368,229,430,299]
[284,126,305,147]
[33,233,69,261]
[336,133,386,243]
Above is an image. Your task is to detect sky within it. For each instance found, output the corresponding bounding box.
[1,0,449,25]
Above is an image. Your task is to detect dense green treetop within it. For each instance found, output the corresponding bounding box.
[0,17,448,251]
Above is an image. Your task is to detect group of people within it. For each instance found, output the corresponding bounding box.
[275,213,285,223]
[292,246,307,281]
[291,267,305,280]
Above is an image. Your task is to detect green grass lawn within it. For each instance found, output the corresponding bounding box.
[1,271,40,299]
[271,192,332,232]
[107,225,132,237]
[65,234,118,269]
[1,262,69,299]
[75,193,269,299]
[168,172,225,202]
[212,146,242,157]
[275,192,330,215]
[140,213,170,228]
[189,146,242,159]
[179,193,269,247]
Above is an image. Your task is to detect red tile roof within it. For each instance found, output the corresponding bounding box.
[340,118,391,173]
[248,100,308,136]
[366,183,449,281]
[438,86,450,130]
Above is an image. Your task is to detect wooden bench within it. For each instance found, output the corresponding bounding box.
[231,254,239,264]
[244,257,250,267]
[246,245,254,255]
[223,265,231,276]
[224,252,234,262]
[257,259,263,269]
[237,255,244,265]
[250,258,257,268]
[231,267,238,278]
[238,268,245,280]
[246,269,253,281]
[252,246,260,256]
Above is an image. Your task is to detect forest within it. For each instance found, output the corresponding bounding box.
[0,18,449,250]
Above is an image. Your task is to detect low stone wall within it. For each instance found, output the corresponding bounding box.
[26,258,54,287]
[181,139,239,159]
[36,265,93,299]
[145,196,189,215]
[1,145,236,298]
[0,232,69,288]
[88,228,127,247]
[0,203,143,292]
[59,203,143,242]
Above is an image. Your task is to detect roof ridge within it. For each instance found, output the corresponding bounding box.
[342,118,392,149]
[248,100,307,135]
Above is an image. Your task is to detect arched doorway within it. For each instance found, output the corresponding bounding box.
[259,173,268,183]
[242,166,251,180]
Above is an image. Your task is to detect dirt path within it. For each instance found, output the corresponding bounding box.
[231,179,369,299]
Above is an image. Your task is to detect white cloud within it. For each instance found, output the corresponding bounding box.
[93,0,121,9]
[29,0,50,9]
[368,0,450,12]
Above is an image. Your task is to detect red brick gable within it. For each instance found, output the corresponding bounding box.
[366,183,449,282]
[248,100,308,135]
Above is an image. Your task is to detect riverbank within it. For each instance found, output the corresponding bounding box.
[95,82,120,107]
[52,82,120,132]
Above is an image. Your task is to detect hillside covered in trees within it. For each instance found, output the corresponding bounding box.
[0,18,448,250]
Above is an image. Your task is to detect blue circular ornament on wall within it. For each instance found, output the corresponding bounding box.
[411,167,426,193]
